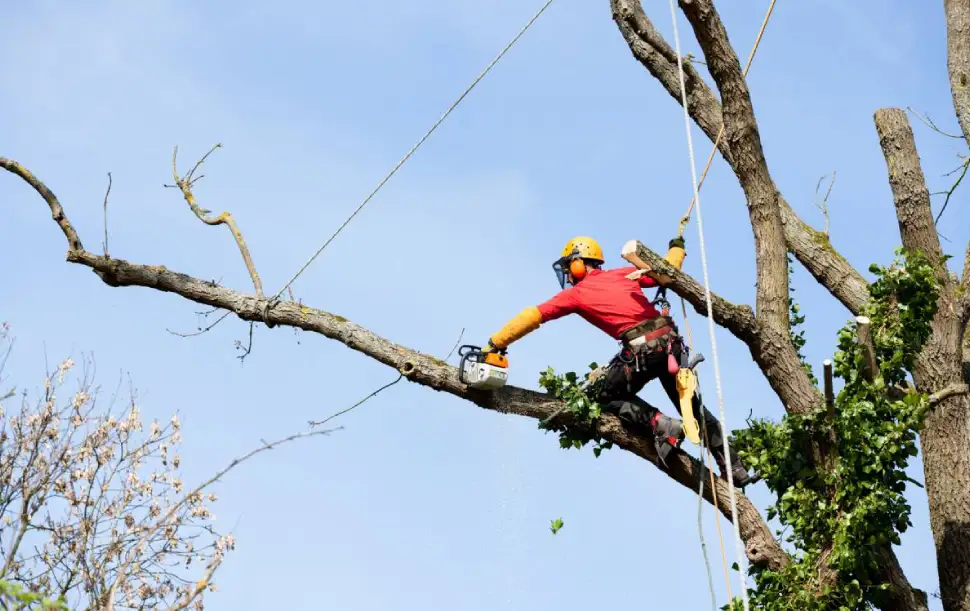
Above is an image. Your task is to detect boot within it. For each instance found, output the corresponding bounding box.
[649,410,684,467]
[691,406,753,487]
[712,446,751,488]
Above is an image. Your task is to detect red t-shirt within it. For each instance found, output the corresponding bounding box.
[535,267,661,339]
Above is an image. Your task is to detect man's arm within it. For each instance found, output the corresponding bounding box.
[487,289,578,350]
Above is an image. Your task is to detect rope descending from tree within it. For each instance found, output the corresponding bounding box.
[666,1,755,609]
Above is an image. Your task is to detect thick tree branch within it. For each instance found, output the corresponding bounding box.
[1,158,789,573]
[609,0,726,156]
[609,0,870,316]
[945,0,970,147]
[874,109,947,281]
[676,0,789,333]
[624,241,757,341]
[877,545,930,611]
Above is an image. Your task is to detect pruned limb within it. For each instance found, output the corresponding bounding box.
[623,240,757,340]
[171,145,264,298]
[1,159,789,573]
[624,240,822,416]
[855,316,880,383]
[874,109,947,281]
[823,359,834,414]
[945,0,970,147]
[609,0,870,317]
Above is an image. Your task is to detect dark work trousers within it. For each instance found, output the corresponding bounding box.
[597,336,728,459]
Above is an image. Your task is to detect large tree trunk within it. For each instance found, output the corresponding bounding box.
[875,107,970,611]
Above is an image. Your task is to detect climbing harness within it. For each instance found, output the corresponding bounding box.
[271,0,557,301]
[665,0,780,609]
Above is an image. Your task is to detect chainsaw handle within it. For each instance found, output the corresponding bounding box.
[687,352,705,370]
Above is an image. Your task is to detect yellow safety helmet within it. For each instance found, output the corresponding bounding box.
[553,236,605,288]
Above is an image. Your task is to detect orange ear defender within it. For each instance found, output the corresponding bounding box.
[568,258,587,282]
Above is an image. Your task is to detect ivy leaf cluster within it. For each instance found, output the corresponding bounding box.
[537,363,614,458]
[729,248,940,610]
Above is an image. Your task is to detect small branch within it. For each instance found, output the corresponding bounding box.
[308,375,403,429]
[234,322,255,362]
[928,382,969,407]
[855,316,880,383]
[932,155,970,224]
[0,158,84,252]
[105,427,339,610]
[166,311,231,338]
[813,171,836,237]
[171,144,264,298]
[906,106,965,139]
[168,555,222,611]
[102,172,112,257]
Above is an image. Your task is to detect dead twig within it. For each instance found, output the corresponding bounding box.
[166,311,232,338]
[308,375,404,429]
[931,155,970,223]
[102,172,112,257]
[906,107,965,139]
[308,327,466,428]
[234,322,255,362]
[170,145,264,298]
[814,171,836,236]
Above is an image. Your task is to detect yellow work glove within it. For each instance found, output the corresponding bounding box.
[488,306,542,351]
[663,237,686,271]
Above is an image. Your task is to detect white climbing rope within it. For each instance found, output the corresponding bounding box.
[666,2,751,610]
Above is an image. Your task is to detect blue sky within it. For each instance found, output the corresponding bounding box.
[2,1,967,609]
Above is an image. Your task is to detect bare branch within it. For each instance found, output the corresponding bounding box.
[166,311,231,338]
[928,382,970,407]
[103,172,113,257]
[813,171,836,237]
[932,155,969,224]
[105,427,339,610]
[874,108,947,281]
[907,106,965,139]
[945,0,970,146]
[2,159,789,573]
[675,0,789,333]
[171,145,264,298]
[623,240,757,341]
[609,1,870,316]
[0,158,84,252]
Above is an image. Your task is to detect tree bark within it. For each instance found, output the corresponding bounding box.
[609,0,870,317]
[874,109,970,611]
[946,0,970,147]
[0,156,789,574]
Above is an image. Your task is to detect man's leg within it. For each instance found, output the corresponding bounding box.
[655,364,752,486]
[596,355,684,465]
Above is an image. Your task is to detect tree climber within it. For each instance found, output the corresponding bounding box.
[482,236,751,485]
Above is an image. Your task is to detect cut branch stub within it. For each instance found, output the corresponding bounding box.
[855,316,880,384]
